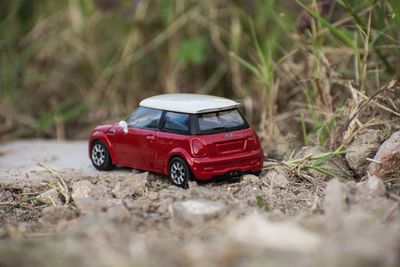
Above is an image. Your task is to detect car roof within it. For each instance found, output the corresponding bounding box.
[139,93,240,114]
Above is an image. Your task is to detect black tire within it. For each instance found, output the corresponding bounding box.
[252,170,262,176]
[169,157,190,188]
[90,140,114,171]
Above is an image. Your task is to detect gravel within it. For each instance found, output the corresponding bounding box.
[0,140,399,267]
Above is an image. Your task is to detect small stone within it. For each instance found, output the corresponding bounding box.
[111,172,148,199]
[187,181,198,188]
[369,131,400,178]
[356,175,386,198]
[345,130,382,176]
[93,182,111,199]
[71,180,94,200]
[157,204,168,214]
[148,192,159,201]
[73,198,103,214]
[41,206,78,224]
[106,205,130,221]
[266,168,289,189]
[38,188,62,206]
[228,213,320,254]
[71,180,112,214]
[241,174,259,184]
[111,182,123,198]
[171,200,225,226]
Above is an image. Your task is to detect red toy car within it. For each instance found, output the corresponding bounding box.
[89,94,263,187]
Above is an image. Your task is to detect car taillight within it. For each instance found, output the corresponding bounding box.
[191,139,207,157]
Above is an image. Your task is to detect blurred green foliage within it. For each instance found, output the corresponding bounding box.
[0,0,399,145]
[176,36,207,65]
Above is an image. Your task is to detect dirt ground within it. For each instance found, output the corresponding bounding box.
[0,140,400,267]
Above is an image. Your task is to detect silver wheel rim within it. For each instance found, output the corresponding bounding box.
[92,144,106,166]
[170,161,186,185]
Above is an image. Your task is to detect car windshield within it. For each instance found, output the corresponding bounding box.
[196,109,247,134]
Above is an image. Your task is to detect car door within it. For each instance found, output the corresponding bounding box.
[155,111,190,171]
[114,107,161,170]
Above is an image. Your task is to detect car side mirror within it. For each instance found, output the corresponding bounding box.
[118,120,128,133]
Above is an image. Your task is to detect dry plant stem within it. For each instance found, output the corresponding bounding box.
[311,6,373,40]
[90,2,203,116]
[384,202,399,222]
[25,232,55,238]
[352,89,400,117]
[0,196,50,221]
[389,193,400,202]
[38,162,70,205]
[360,11,372,93]
[336,80,398,143]
[314,78,327,106]
[105,3,202,75]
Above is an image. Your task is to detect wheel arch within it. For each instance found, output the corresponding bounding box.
[89,132,117,165]
[165,148,193,176]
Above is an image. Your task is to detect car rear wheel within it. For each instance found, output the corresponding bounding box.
[90,141,114,171]
[252,170,262,176]
[169,157,190,188]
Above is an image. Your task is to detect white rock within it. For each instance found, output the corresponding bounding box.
[345,130,382,176]
[71,180,94,200]
[229,213,320,254]
[241,174,259,183]
[356,175,386,198]
[266,170,289,189]
[369,131,400,177]
[106,205,131,221]
[38,188,62,205]
[187,181,198,188]
[111,172,148,198]
[71,180,107,214]
[171,200,225,226]
[71,180,122,214]
[111,182,123,198]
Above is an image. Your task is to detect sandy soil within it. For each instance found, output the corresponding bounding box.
[0,140,92,181]
[0,140,399,267]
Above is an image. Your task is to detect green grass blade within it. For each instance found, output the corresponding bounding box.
[230,52,261,78]
[295,0,358,51]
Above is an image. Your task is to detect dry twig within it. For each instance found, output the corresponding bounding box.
[38,162,70,205]
[336,80,398,144]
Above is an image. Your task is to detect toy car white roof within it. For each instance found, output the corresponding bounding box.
[139,93,240,114]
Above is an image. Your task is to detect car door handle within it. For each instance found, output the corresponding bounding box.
[146,135,155,141]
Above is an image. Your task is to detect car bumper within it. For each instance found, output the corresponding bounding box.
[190,150,264,180]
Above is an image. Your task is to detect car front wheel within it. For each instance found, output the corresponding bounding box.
[169,157,190,188]
[90,140,114,171]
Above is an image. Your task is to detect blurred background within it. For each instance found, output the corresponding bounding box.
[1,0,399,156]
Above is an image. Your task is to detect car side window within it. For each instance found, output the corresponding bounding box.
[163,112,189,134]
[127,107,162,129]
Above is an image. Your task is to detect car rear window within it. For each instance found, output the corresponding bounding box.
[196,109,248,134]
[163,112,190,134]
